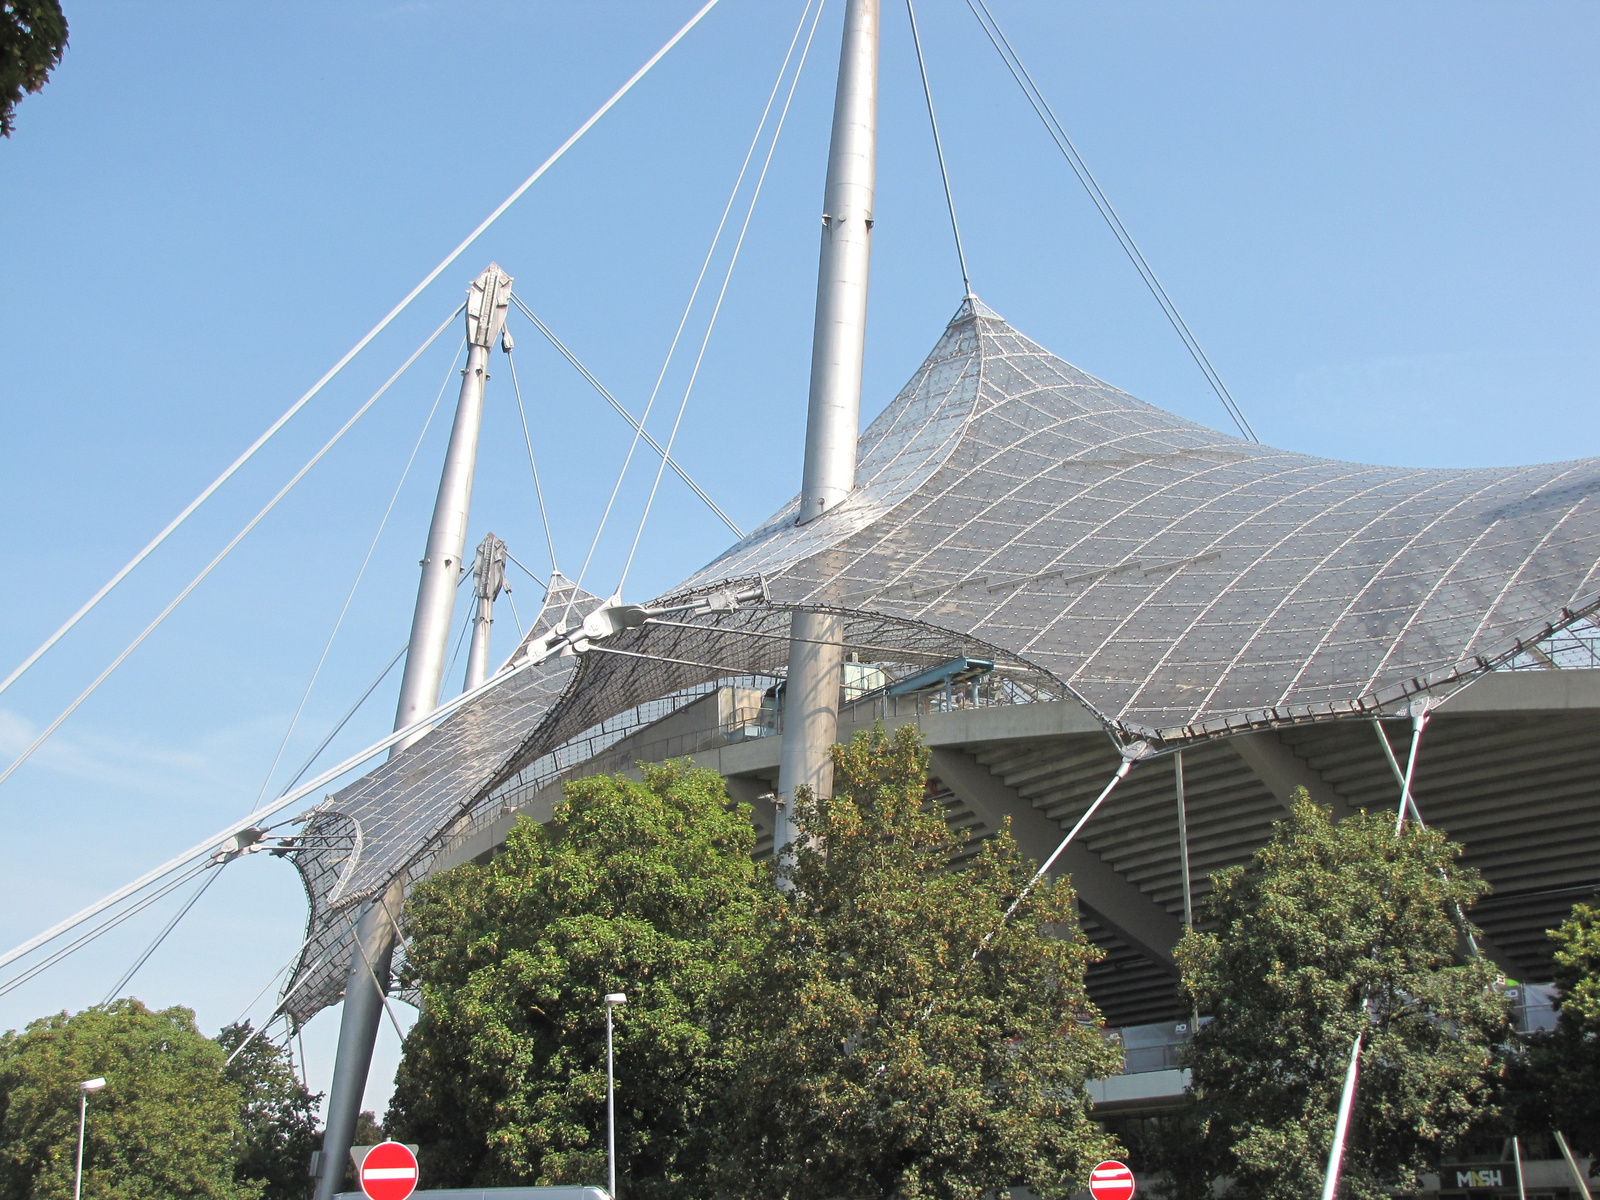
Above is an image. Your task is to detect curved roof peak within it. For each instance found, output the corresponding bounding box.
[677,305,1600,739]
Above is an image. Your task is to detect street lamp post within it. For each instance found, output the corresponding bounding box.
[75,1077,106,1200]
[603,993,627,1200]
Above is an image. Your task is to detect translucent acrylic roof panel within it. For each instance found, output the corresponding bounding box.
[677,297,1600,739]
[282,298,1600,1022]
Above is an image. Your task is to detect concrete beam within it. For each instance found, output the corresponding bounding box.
[1230,730,1355,819]
[1438,670,1600,714]
[724,774,777,838]
[929,746,1182,972]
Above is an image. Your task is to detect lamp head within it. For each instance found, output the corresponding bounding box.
[603,993,627,1006]
[80,1078,106,1092]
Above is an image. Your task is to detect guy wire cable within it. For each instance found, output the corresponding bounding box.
[504,589,526,639]
[101,864,227,1004]
[0,305,463,793]
[905,0,972,297]
[510,298,744,539]
[274,643,407,800]
[440,606,478,701]
[0,620,555,976]
[503,549,548,592]
[0,859,213,1000]
[615,0,827,595]
[274,572,468,800]
[251,335,466,810]
[504,341,564,574]
[963,0,1259,443]
[566,0,823,618]
[0,0,722,704]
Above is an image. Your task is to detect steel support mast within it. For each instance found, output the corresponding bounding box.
[776,0,878,852]
[313,264,513,1200]
[463,533,507,692]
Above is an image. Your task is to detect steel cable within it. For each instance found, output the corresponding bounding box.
[0,860,212,1000]
[905,0,972,296]
[509,299,744,539]
[0,306,463,794]
[567,0,823,615]
[963,0,1259,442]
[504,346,564,573]
[0,1,720,704]
[251,337,466,809]
[616,0,827,594]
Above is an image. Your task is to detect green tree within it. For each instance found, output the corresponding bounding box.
[0,999,254,1200]
[216,1022,320,1200]
[1504,900,1600,1155]
[387,761,763,1198]
[1175,792,1507,1200]
[1,1,67,136]
[713,724,1121,1200]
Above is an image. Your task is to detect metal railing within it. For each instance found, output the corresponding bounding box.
[1102,1019,1196,1074]
[1500,619,1600,671]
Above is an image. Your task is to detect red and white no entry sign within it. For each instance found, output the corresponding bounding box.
[1090,1159,1136,1200]
[359,1141,419,1200]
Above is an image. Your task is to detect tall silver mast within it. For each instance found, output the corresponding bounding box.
[313,264,512,1200]
[392,264,514,750]
[776,0,878,850]
[463,532,507,692]
[798,0,878,525]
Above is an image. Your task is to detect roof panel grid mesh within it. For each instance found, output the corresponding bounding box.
[680,298,1600,737]
[282,297,1600,1023]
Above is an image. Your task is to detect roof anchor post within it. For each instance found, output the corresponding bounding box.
[463,533,508,692]
[776,0,879,860]
[313,263,512,1200]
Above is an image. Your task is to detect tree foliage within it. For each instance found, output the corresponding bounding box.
[1,1,67,136]
[1504,900,1600,1155]
[387,761,763,1198]
[713,724,1121,1200]
[1174,792,1506,1200]
[388,727,1119,1200]
[0,999,253,1200]
[215,1023,319,1200]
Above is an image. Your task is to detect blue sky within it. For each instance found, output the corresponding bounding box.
[1,0,1595,1117]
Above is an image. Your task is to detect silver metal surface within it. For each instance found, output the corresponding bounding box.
[319,266,512,1187]
[1174,751,1192,931]
[798,0,878,525]
[464,533,507,692]
[1320,1032,1363,1200]
[313,880,403,1200]
[780,0,879,816]
[392,264,512,751]
[776,609,844,840]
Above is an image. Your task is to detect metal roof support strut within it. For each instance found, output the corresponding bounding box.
[777,0,879,851]
[464,533,508,692]
[314,265,512,1200]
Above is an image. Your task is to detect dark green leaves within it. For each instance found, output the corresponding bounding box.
[0,999,253,1200]
[389,729,1120,1200]
[1175,792,1506,1200]
[713,725,1120,1200]
[0,1,67,137]
[388,761,761,1198]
